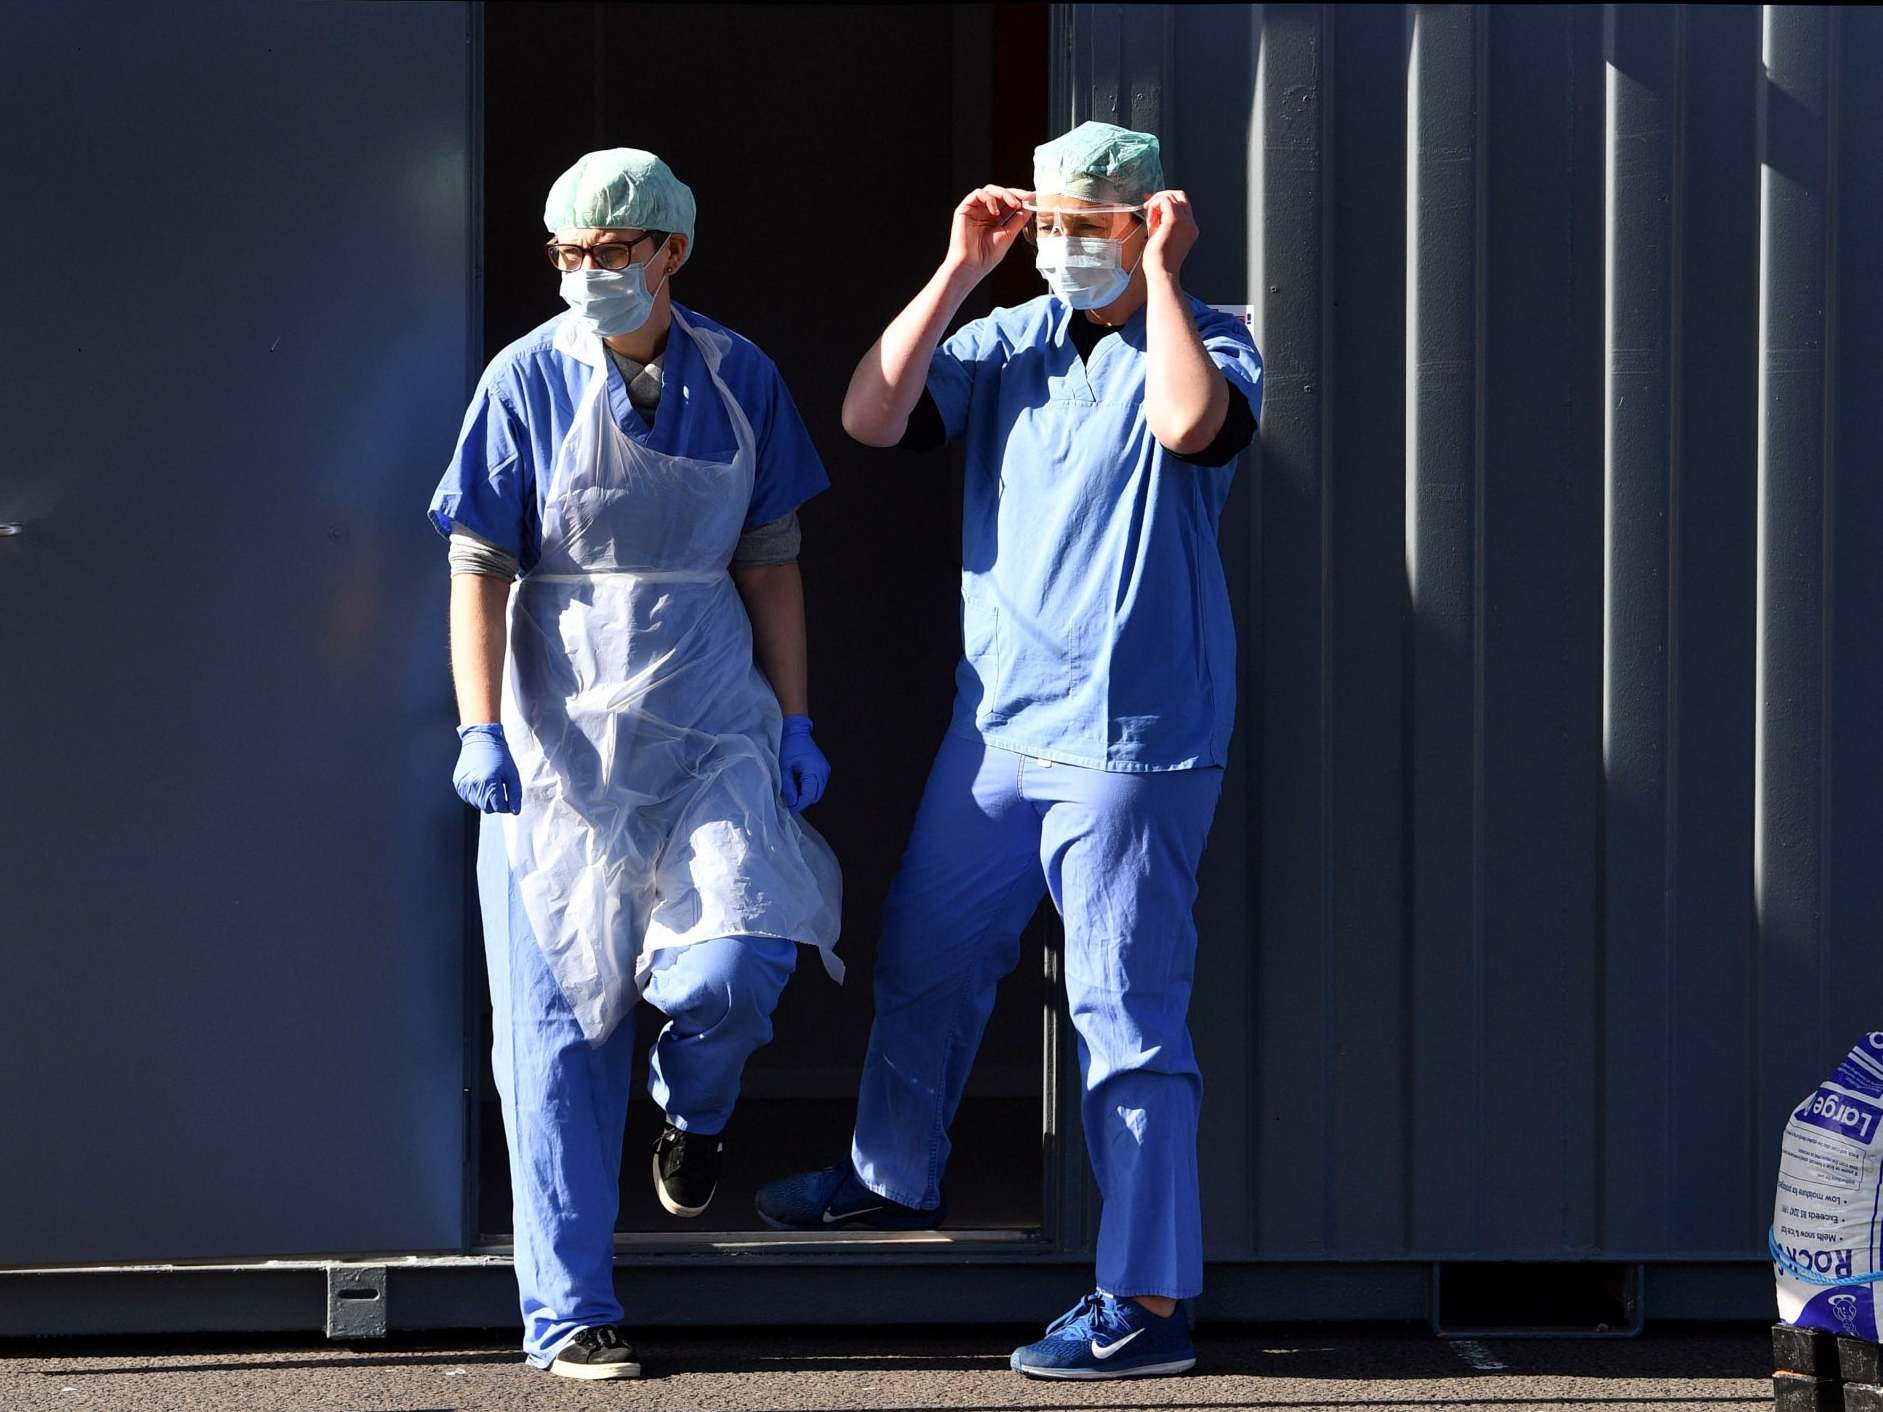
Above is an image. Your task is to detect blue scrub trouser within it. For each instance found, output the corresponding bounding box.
[481,834,797,1364]
[851,730,1223,1300]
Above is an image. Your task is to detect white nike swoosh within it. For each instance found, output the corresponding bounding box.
[1091,1329,1146,1359]
[822,1205,885,1224]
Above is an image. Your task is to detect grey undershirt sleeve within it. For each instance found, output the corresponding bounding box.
[448,524,520,580]
[731,512,802,567]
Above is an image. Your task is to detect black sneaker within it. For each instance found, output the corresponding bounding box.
[549,1325,641,1380]
[653,1121,723,1218]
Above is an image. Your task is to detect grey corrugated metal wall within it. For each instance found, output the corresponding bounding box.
[1063,1,1883,1274]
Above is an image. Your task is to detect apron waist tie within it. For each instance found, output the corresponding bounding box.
[525,569,728,583]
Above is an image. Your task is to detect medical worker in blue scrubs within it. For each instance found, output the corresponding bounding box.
[431,148,842,1381]
[756,122,1260,1381]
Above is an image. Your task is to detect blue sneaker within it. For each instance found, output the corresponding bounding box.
[754,1163,945,1231]
[1010,1291,1196,1380]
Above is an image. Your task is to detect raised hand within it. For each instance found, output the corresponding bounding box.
[1142,190,1199,278]
[947,185,1033,280]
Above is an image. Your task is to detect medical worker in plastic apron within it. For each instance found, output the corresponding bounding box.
[429,148,842,1381]
[756,122,1261,1381]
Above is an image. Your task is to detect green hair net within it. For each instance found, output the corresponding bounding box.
[1032,121,1164,204]
[543,148,697,263]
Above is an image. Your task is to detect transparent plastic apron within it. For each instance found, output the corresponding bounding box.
[499,310,842,1044]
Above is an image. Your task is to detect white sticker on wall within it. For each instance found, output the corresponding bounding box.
[1211,304,1254,328]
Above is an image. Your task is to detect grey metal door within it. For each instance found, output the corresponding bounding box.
[0,1,477,1263]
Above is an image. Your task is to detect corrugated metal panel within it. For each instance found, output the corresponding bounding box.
[1064,2,1883,1264]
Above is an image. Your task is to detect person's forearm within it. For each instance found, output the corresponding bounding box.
[733,562,809,716]
[450,573,509,725]
[841,262,981,447]
[1143,270,1228,455]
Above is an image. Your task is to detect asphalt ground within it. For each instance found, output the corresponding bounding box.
[0,1324,1774,1412]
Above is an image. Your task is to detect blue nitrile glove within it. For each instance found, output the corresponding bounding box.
[778,715,830,813]
[453,723,522,814]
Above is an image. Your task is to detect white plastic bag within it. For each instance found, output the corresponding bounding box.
[1773,1031,1883,1340]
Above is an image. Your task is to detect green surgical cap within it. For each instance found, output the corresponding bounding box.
[543,148,697,263]
[1033,121,1163,204]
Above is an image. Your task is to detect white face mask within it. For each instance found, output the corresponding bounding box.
[1035,234,1137,310]
[558,236,674,337]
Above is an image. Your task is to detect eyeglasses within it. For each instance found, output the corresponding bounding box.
[544,231,666,273]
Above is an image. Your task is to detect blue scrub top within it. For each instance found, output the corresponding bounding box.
[428,303,828,573]
[927,293,1263,772]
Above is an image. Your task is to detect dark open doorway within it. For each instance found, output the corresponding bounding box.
[474,2,1053,1240]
